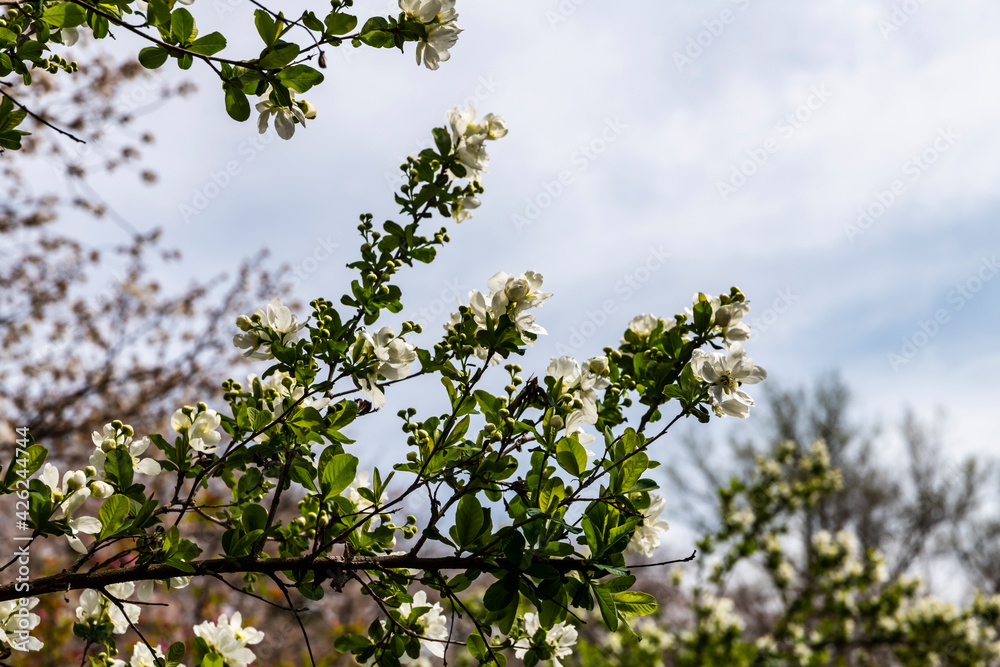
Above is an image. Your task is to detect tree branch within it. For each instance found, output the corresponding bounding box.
[0,87,86,144]
[0,554,615,603]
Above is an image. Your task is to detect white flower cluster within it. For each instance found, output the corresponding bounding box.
[625,492,671,558]
[76,583,143,635]
[353,326,417,409]
[400,0,461,70]
[666,294,765,418]
[39,422,162,552]
[90,422,162,478]
[110,641,186,667]
[692,594,746,636]
[544,354,609,452]
[448,270,550,363]
[366,591,448,664]
[74,578,191,641]
[0,598,43,652]
[172,404,224,455]
[256,370,331,411]
[513,612,578,667]
[623,313,676,341]
[193,612,265,667]
[398,591,449,661]
[256,87,317,140]
[446,105,508,182]
[690,342,766,419]
[687,293,751,343]
[233,298,303,361]
[39,463,107,553]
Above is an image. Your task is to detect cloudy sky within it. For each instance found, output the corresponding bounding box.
[51,1,1000,505]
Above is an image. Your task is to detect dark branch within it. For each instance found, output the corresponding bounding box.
[0,554,626,603]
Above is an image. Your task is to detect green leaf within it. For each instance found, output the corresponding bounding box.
[301,11,324,32]
[105,448,134,489]
[692,298,713,331]
[146,0,170,26]
[138,46,169,69]
[593,585,618,631]
[241,503,268,533]
[359,29,393,48]
[617,452,648,494]
[334,633,372,653]
[325,13,358,35]
[581,515,604,557]
[598,575,636,594]
[612,591,658,616]
[170,8,196,43]
[483,575,517,612]
[432,127,452,155]
[453,495,484,549]
[321,453,358,498]
[165,642,185,667]
[289,457,317,492]
[17,40,46,64]
[466,633,488,662]
[3,443,46,490]
[555,438,587,478]
[538,479,564,513]
[246,406,272,432]
[98,495,130,538]
[226,86,250,123]
[277,64,324,93]
[259,42,299,69]
[0,27,17,47]
[188,32,226,56]
[226,88,250,123]
[254,9,278,46]
[42,2,87,28]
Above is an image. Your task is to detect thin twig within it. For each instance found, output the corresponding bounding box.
[0,88,85,144]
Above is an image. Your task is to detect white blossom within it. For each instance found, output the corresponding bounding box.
[112,642,187,667]
[89,429,162,479]
[513,612,577,667]
[39,463,103,552]
[626,493,670,557]
[193,612,264,667]
[0,598,43,651]
[544,355,610,453]
[256,89,311,140]
[76,584,142,635]
[354,327,417,409]
[401,0,462,70]
[445,106,507,179]
[233,298,303,360]
[452,195,480,223]
[397,591,449,660]
[173,406,223,454]
[690,343,766,418]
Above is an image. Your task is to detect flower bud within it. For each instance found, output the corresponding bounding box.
[236,315,253,331]
[65,470,86,491]
[549,415,564,432]
[586,356,610,376]
[90,480,115,499]
[715,304,735,327]
[505,277,529,301]
[298,99,318,120]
